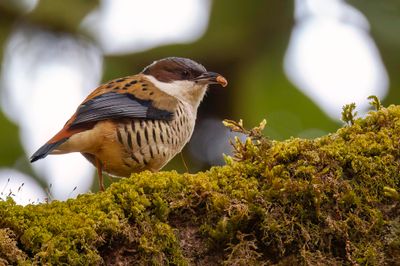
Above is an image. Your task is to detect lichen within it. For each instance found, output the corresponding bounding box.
[1,104,400,265]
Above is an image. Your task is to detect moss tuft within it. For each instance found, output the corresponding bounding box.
[0,228,28,265]
[1,104,400,265]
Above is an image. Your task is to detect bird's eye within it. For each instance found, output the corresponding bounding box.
[182,70,190,78]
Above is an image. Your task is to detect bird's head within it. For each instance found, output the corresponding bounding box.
[142,57,227,109]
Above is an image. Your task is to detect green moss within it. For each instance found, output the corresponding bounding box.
[1,104,400,265]
[0,228,28,265]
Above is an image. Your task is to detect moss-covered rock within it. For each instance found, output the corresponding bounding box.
[1,105,399,265]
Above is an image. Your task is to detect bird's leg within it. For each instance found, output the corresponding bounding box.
[180,152,189,173]
[95,158,105,191]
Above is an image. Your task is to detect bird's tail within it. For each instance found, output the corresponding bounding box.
[30,138,68,163]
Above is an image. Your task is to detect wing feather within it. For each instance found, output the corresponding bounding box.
[71,92,153,126]
[30,75,176,162]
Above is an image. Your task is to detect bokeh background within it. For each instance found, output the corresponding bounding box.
[0,0,399,204]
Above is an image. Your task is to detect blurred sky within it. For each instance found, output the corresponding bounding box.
[0,0,394,204]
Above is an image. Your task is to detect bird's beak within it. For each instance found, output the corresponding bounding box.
[193,72,228,87]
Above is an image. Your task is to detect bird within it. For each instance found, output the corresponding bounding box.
[30,57,228,191]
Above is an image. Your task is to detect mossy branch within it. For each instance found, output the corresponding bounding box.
[1,105,400,265]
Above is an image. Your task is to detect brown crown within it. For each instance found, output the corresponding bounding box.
[142,57,207,83]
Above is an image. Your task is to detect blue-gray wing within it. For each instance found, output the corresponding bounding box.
[70,92,173,127]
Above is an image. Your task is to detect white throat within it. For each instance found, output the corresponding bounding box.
[145,75,208,110]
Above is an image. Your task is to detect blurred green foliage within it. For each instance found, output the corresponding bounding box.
[349,0,400,105]
[0,111,23,166]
